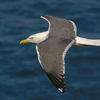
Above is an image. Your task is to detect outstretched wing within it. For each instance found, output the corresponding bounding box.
[41,15,76,39]
[36,16,76,92]
[36,39,74,92]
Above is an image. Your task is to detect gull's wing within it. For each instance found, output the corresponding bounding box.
[36,39,74,92]
[36,16,76,92]
[41,15,77,38]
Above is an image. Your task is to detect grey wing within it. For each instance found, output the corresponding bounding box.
[36,38,75,92]
[41,15,77,39]
[36,15,76,92]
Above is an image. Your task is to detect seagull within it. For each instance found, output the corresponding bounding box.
[20,15,100,93]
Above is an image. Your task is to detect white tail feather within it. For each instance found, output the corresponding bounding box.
[75,36,100,46]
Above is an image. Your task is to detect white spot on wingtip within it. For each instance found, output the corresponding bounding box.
[58,88,63,92]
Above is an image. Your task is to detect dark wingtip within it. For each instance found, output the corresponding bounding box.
[45,71,66,93]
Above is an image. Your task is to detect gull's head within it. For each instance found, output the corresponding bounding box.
[20,31,49,44]
[20,35,37,44]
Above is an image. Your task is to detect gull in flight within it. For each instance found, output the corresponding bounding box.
[20,15,100,93]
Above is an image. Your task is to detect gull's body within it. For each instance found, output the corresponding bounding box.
[20,15,100,93]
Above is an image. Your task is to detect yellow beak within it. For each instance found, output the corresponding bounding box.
[20,40,29,44]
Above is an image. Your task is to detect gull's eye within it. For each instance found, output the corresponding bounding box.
[29,37,34,39]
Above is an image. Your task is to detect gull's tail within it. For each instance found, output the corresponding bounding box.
[75,36,100,46]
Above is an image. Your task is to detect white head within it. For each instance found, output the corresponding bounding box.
[20,31,49,44]
[20,35,37,44]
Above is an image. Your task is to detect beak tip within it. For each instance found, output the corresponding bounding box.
[20,41,23,44]
[20,40,29,44]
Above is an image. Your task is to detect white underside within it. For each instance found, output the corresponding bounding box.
[75,36,100,46]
